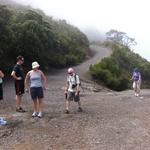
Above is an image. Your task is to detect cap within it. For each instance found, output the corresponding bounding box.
[133,68,138,72]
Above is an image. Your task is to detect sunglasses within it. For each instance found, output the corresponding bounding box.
[68,72,73,75]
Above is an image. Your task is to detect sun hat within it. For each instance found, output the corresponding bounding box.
[32,61,40,69]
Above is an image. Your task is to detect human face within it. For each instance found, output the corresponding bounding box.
[68,71,73,76]
[20,59,24,63]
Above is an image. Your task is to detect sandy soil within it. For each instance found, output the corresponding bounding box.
[1,46,150,150]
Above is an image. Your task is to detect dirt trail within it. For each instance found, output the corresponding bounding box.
[1,46,150,150]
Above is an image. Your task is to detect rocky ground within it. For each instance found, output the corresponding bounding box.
[1,46,150,150]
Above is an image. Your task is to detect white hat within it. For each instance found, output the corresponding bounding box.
[32,61,40,69]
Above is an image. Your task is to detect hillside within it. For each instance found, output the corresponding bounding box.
[0,0,90,72]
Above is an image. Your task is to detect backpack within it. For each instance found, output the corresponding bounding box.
[75,74,84,91]
[74,74,81,86]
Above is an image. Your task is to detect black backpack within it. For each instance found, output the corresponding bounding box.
[75,74,84,91]
[74,74,81,86]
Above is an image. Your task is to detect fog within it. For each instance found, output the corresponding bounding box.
[13,0,150,61]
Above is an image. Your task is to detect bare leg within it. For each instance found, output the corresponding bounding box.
[78,101,81,108]
[16,94,23,109]
[33,99,37,112]
[38,99,43,112]
[66,100,70,110]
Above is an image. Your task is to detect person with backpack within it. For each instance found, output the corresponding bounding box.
[64,68,82,114]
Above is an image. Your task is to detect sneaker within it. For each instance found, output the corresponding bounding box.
[0,117,4,121]
[78,107,83,112]
[136,94,139,97]
[0,120,7,125]
[32,112,37,117]
[64,110,69,114]
[135,93,137,96]
[16,107,25,113]
[38,112,42,118]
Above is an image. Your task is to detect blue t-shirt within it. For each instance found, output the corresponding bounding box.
[133,72,141,82]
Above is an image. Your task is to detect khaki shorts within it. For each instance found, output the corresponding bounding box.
[133,81,141,91]
[67,91,80,102]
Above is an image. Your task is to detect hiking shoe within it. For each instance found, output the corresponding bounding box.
[32,112,37,117]
[0,117,4,121]
[64,110,69,114]
[78,107,83,112]
[16,107,25,113]
[38,112,42,118]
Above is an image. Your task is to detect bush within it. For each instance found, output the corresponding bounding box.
[89,57,130,91]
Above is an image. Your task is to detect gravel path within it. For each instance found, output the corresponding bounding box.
[1,46,150,150]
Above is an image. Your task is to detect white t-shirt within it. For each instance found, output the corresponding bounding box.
[67,74,80,92]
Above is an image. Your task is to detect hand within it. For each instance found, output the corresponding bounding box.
[43,86,46,90]
[65,91,68,94]
[17,77,22,80]
[26,88,29,93]
[75,91,78,97]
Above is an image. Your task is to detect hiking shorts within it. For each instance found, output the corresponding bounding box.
[15,81,24,95]
[30,87,44,100]
[67,91,80,102]
[133,81,141,91]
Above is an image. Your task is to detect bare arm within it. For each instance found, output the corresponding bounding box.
[130,76,133,80]
[65,83,69,94]
[75,75,80,95]
[76,84,80,93]
[130,74,134,80]
[41,71,46,90]
[24,72,30,92]
[11,71,22,80]
[0,70,4,78]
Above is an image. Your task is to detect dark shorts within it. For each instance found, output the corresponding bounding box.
[15,81,24,95]
[30,87,44,100]
[67,91,80,102]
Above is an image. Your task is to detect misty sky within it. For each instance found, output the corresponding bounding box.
[14,0,150,61]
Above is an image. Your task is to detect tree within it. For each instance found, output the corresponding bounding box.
[106,29,137,48]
